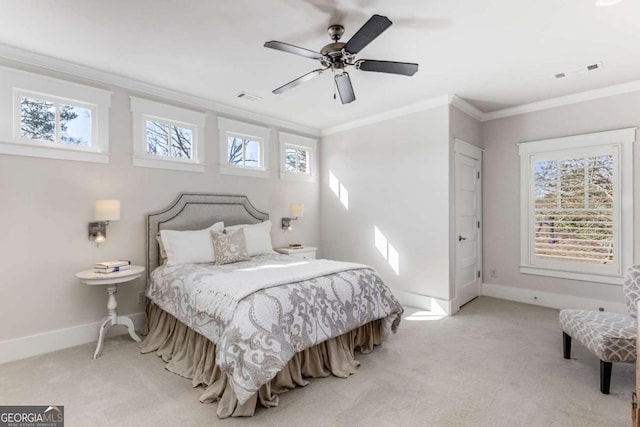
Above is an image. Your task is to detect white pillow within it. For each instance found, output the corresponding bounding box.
[160,221,224,266]
[224,220,273,256]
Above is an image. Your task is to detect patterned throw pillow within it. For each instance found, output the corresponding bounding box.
[211,229,250,265]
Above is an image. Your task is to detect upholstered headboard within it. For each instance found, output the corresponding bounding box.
[146,193,269,276]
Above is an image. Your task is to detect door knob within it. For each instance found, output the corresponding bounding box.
[458,235,467,241]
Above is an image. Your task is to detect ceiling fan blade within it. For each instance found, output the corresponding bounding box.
[334,72,355,104]
[264,41,324,61]
[357,60,419,76]
[273,68,327,94]
[343,14,392,55]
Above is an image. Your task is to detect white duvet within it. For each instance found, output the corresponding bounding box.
[192,259,368,323]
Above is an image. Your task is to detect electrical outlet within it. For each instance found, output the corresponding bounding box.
[137,291,146,305]
[490,269,498,278]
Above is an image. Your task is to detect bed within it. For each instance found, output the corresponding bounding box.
[140,193,404,418]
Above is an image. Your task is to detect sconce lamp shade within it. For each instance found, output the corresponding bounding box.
[94,200,120,221]
[290,203,304,218]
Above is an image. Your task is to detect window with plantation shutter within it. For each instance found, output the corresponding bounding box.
[519,128,635,285]
[534,155,613,264]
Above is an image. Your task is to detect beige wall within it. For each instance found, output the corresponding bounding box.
[0,85,319,342]
[481,91,640,303]
[320,106,452,300]
[450,105,483,148]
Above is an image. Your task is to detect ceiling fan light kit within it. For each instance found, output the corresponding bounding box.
[264,14,419,104]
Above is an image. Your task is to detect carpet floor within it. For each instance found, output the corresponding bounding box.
[0,297,633,426]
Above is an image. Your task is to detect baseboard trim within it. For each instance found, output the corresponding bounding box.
[0,312,146,365]
[391,288,454,315]
[481,283,627,314]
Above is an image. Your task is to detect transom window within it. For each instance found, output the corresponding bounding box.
[227,135,261,168]
[0,66,111,164]
[218,117,269,178]
[519,128,635,284]
[279,131,317,182]
[145,119,193,159]
[130,97,205,172]
[284,146,309,174]
[19,93,93,147]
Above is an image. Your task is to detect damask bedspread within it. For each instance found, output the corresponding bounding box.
[146,253,403,404]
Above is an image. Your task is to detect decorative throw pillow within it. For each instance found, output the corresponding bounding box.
[211,229,250,265]
[224,220,273,256]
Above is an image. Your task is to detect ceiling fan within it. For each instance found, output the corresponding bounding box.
[264,14,419,104]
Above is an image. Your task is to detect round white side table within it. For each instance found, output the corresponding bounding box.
[76,265,145,359]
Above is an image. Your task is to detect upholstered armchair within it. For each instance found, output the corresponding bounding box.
[559,265,640,394]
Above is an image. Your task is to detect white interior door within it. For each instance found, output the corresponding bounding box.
[454,140,482,307]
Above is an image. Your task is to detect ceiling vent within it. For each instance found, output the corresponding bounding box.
[554,62,603,79]
[235,92,262,102]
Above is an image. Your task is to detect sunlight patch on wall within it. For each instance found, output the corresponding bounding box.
[374,226,400,275]
[339,183,349,209]
[329,170,349,210]
[329,170,340,197]
[388,244,399,275]
[374,226,387,256]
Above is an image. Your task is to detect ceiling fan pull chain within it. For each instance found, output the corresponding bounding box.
[331,68,336,100]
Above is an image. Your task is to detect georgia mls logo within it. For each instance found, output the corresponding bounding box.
[0,405,64,427]
[44,406,63,416]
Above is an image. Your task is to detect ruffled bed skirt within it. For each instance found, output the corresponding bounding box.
[140,302,383,418]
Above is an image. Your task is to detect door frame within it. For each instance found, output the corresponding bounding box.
[452,139,483,313]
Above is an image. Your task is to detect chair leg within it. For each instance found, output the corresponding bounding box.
[562,332,571,359]
[600,360,612,394]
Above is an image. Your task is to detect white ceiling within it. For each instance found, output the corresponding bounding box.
[0,0,639,130]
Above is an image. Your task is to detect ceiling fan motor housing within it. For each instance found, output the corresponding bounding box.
[327,25,345,41]
[320,42,351,69]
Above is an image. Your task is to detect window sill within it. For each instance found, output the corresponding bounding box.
[520,266,623,285]
[0,140,109,163]
[219,164,269,179]
[133,157,205,172]
[279,171,317,183]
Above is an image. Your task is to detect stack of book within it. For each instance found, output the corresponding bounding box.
[94,260,131,274]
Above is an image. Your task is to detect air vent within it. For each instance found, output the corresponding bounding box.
[554,62,603,79]
[235,92,262,102]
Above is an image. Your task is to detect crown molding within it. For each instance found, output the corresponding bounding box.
[448,95,484,121]
[0,43,321,137]
[482,79,640,121]
[321,94,451,136]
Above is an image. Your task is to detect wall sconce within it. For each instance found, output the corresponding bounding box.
[282,203,304,231]
[88,200,120,246]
